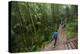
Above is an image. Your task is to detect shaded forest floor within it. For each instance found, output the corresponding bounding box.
[43,24,78,51]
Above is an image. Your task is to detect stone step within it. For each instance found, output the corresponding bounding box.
[72,40,78,49]
[69,41,76,49]
[67,42,72,49]
[64,44,68,49]
[64,39,78,49]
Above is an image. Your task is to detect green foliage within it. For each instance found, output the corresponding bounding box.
[65,22,78,40]
[10,1,78,52]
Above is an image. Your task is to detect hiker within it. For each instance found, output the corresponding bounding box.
[53,31,58,47]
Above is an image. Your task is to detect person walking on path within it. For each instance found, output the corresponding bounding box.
[53,31,58,47]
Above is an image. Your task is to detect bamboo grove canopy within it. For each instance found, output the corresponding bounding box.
[10,1,78,52]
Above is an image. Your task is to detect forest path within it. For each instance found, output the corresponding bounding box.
[43,24,68,51]
[43,25,78,51]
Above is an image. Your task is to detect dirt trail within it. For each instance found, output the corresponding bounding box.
[43,24,67,51]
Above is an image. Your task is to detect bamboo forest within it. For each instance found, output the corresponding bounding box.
[9,1,78,53]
